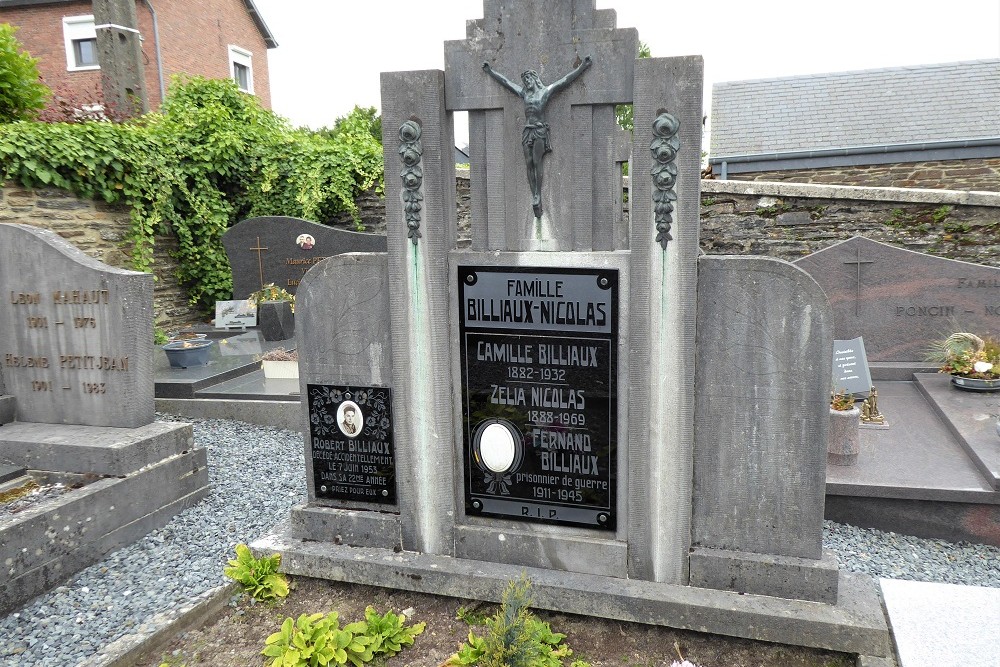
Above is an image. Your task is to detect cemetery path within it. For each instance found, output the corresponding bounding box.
[138,577,854,667]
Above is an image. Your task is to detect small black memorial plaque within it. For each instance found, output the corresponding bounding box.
[458,266,618,530]
[307,384,396,504]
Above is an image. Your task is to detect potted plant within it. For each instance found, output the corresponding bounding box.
[248,283,295,342]
[258,347,299,379]
[161,338,214,368]
[828,387,860,466]
[927,332,1000,391]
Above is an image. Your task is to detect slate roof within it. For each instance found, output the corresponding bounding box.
[710,59,1000,159]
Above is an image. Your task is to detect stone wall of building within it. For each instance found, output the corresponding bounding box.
[723,157,1000,192]
[0,183,200,332]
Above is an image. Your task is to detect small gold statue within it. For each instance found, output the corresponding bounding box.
[860,386,886,425]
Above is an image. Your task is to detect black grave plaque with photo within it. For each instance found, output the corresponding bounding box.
[307,384,396,504]
[458,266,618,530]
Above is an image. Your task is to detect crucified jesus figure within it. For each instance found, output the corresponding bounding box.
[483,56,593,218]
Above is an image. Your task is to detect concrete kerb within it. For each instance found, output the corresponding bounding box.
[253,522,893,658]
[79,583,238,667]
[0,438,210,614]
[156,398,303,433]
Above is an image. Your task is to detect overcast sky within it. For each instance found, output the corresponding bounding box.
[252,0,1000,143]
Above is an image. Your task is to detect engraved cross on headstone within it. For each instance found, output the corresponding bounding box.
[444,0,637,252]
[843,245,875,317]
[250,236,268,290]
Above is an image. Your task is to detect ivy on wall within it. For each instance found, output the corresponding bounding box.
[0,76,384,311]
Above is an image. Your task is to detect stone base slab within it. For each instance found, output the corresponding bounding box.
[0,448,209,614]
[455,523,627,578]
[290,504,401,550]
[0,395,14,424]
[0,420,194,475]
[688,546,840,603]
[253,522,891,657]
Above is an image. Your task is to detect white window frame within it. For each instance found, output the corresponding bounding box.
[228,45,254,94]
[63,15,99,72]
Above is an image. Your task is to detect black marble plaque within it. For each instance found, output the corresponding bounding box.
[458,266,618,530]
[307,384,396,504]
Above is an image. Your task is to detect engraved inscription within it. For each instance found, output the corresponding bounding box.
[894,305,955,317]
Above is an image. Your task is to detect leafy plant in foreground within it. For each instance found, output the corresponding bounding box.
[223,543,289,601]
[262,607,425,667]
[448,575,590,667]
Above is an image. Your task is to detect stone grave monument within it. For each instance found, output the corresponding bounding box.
[255,1,890,659]
[223,216,387,299]
[0,224,209,613]
[795,236,1000,364]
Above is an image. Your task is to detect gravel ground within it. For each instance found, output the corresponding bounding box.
[1,415,999,666]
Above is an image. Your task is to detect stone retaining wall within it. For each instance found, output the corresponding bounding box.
[4,176,999,330]
[0,184,200,332]
[698,180,1000,267]
[723,157,1000,192]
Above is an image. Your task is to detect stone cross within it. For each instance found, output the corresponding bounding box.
[250,236,268,289]
[842,245,875,317]
[444,0,637,251]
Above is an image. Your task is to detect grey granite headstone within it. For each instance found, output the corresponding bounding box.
[292,253,399,548]
[0,224,153,428]
[223,216,387,299]
[795,236,1000,362]
[693,255,832,560]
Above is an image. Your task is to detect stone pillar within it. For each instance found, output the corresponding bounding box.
[627,56,703,584]
[91,0,148,117]
[380,70,458,555]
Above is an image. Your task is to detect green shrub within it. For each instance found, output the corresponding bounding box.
[448,576,589,667]
[0,76,384,312]
[262,607,425,667]
[223,543,289,601]
[0,24,48,122]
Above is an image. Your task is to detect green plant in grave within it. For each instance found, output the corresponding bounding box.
[448,575,590,667]
[223,543,289,601]
[262,607,425,667]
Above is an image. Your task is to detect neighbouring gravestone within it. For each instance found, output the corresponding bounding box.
[257,1,890,658]
[795,236,1000,362]
[0,224,153,427]
[0,223,209,614]
[223,216,387,299]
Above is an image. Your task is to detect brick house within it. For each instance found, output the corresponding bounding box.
[709,60,1000,191]
[0,0,277,111]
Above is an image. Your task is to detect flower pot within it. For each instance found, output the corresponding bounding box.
[262,359,298,379]
[828,406,860,466]
[258,300,295,342]
[162,339,213,368]
[950,375,1000,392]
